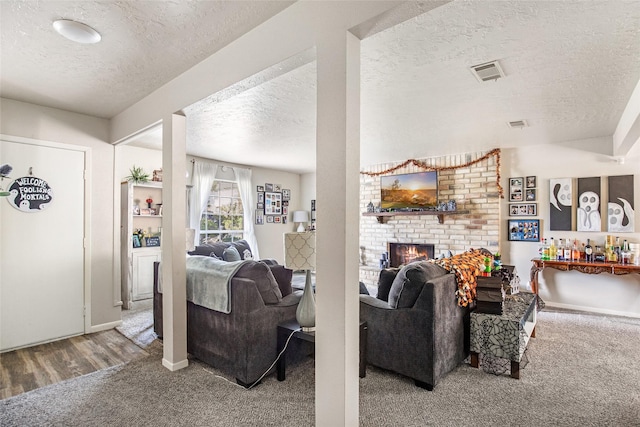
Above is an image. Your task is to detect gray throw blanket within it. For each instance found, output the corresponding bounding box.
[186,256,249,313]
[158,256,249,314]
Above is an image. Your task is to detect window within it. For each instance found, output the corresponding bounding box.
[200,180,244,244]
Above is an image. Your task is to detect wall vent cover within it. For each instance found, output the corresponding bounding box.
[470,60,505,82]
[507,120,528,128]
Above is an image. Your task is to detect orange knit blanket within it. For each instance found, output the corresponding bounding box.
[430,249,488,307]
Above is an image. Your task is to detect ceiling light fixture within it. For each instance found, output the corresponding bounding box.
[53,19,101,44]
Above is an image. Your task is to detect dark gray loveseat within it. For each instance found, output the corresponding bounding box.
[154,241,301,387]
[359,261,470,390]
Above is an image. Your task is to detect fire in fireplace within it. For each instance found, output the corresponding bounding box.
[388,243,435,268]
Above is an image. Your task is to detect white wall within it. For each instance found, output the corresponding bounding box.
[502,143,640,318]
[0,98,120,328]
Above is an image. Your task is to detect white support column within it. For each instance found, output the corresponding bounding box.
[315,30,361,426]
[161,113,188,371]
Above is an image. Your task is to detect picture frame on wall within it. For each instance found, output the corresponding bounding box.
[274,216,281,223]
[508,219,540,242]
[265,183,273,192]
[509,177,524,202]
[509,203,537,216]
[265,192,282,215]
[258,192,264,203]
[256,185,265,192]
[257,202,264,210]
[282,189,290,201]
[526,176,536,188]
[274,184,282,192]
[255,210,264,225]
[525,188,537,201]
[266,215,274,223]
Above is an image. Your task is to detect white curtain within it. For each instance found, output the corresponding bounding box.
[188,161,218,247]
[233,166,260,260]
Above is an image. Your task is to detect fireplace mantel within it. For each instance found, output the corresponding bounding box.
[362,210,470,224]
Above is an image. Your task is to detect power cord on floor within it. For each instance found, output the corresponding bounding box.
[202,327,301,390]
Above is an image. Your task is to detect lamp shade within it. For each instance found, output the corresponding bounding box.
[284,232,316,270]
[292,210,309,223]
[186,228,196,252]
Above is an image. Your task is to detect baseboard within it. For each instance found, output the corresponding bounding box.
[89,320,122,333]
[544,301,640,319]
[162,358,189,371]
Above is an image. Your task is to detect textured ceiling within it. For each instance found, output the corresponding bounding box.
[0,0,292,118]
[1,1,639,173]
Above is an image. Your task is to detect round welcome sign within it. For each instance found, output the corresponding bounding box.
[7,176,54,212]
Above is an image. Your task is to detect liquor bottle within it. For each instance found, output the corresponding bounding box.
[549,238,557,260]
[538,239,546,260]
[572,240,580,261]
[563,239,571,262]
[557,238,564,260]
[615,237,621,262]
[585,239,593,262]
[542,238,550,260]
[621,239,630,264]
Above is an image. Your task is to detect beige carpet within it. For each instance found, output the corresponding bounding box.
[115,299,158,349]
[2,308,639,426]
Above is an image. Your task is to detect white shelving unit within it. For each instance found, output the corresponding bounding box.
[121,181,162,309]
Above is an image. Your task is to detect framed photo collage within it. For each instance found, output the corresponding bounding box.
[255,184,290,225]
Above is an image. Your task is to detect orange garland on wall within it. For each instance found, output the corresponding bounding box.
[360,148,504,198]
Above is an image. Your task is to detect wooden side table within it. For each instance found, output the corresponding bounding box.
[276,319,367,381]
[470,292,537,379]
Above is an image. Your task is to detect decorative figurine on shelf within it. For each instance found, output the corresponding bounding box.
[146,198,153,208]
[367,201,374,212]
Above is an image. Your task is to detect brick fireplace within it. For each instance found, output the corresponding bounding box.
[359,150,500,287]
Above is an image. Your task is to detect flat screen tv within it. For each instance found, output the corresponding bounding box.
[380,171,438,210]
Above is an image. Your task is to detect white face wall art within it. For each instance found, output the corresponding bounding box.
[607,175,635,232]
[577,177,602,232]
[549,178,572,230]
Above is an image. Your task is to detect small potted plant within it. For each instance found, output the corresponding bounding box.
[125,165,150,184]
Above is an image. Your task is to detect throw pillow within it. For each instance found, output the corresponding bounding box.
[396,280,424,309]
[377,267,400,302]
[188,244,216,257]
[231,240,252,259]
[243,249,253,260]
[359,281,370,295]
[222,246,241,262]
[268,264,293,297]
[235,261,283,304]
[388,261,447,308]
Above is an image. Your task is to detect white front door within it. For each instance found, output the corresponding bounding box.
[1,139,86,351]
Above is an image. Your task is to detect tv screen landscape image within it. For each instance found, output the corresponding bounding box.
[380,171,438,210]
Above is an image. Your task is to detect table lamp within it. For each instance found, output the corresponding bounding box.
[284,231,316,331]
[292,210,309,232]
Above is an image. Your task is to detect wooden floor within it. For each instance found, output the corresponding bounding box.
[0,329,148,400]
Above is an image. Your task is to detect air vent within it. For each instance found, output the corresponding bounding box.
[470,60,505,82]
[507,120,528,128]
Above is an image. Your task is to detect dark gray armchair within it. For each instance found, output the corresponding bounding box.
[359,261,470,390]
